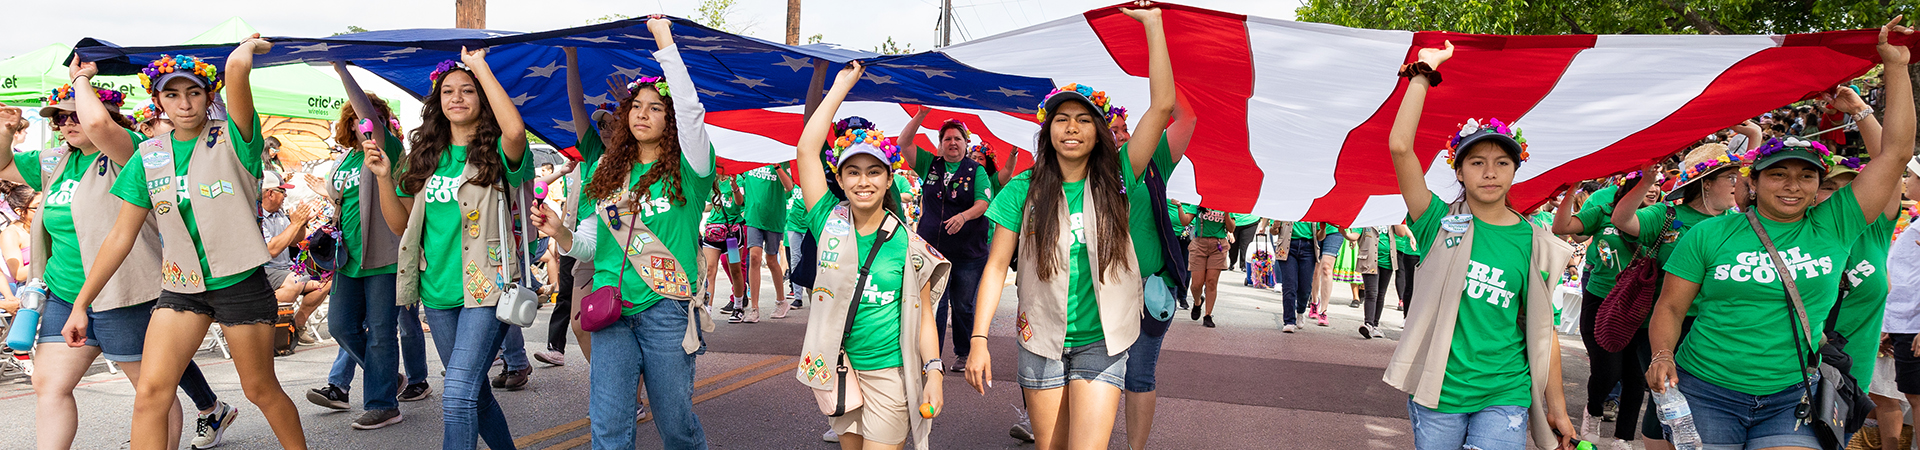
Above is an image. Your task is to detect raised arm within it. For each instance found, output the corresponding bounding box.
[1164,91,1197,163]
[1118,2,1173,179]
[648,16,714,176]
[1550,189,1586,235]
[68,58,135,164]
[565,47,590,138]
[1612,166,1657,238]
[458,47,527,165]
[796,62,865,209]
[332,62,388,155]
[1851,17,1917,224]
[899,107,930,169]
[225,34,271,143]
[1391,42,1454,222]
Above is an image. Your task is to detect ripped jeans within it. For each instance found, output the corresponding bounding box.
[1408,400,1528,450]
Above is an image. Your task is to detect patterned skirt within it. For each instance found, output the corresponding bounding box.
[1332,240,1363,284]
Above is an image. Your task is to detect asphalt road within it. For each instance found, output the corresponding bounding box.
[0,267,1622,449]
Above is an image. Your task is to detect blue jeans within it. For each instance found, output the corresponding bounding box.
[326,273,400,411]
[935,256,986,358]
[424,306,515,450]
[1279,240,1318,325]
[1675,368,1820,450]
[1407,401,1529,450]
[329,304,431,391]
[501,326,529,371]
[589,300,707,450]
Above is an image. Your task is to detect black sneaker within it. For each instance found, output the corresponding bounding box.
[1190,304,1202,321]
[1203,315,1216,328]
[790,298,804,309]
[1359,324,1374,339]
[398,382,432,402]
[306,384,350,410]
[350,409,403,430]
[950,356,968,373]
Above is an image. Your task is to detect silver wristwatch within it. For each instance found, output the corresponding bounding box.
[923,359,944,374]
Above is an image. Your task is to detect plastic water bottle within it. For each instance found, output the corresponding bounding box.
[5,279,48,351]
[1650,383,1704,450]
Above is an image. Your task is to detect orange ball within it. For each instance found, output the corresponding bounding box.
[919,403,936,418]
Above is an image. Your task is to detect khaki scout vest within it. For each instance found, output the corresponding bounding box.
[597,184,712,354]
[136,122,270,293]
[1015,181,1143,359]
[29,144,164,309]
[322,145,401,271]
[1382,200,1573,450]
[395,158,520,308]
[796,205,951,450]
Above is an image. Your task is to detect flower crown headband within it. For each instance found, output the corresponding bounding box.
[822,120,901,171]
[1442,118,1529,166]
[1036,83,1113,123]
[131,103,161,123]
[625,76,671,99]
[1827,154,1865,171]
[44,84,127,108]
[138,54,221,95]
[428,60,470,86]
[969,141,993,158]
[1673,150,1745,189]
[1740,137,1834,176]
[1107,105,1128,125]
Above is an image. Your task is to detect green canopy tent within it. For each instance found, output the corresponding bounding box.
[0,17,350,120]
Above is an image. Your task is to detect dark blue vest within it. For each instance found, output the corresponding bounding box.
[917,158,990,260]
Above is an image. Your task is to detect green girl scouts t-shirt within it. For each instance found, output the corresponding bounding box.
[1666,185,1867,396]
[1232,212,1259,227]
[331,130,403,278]
[1376,227,1396,271]
[784,188,808,234]
[24,128,144,301]
[1408,193,1534,413]
[1837,216,1896,385]
[803,195,909,370]
[1184,204,1231,239]
[709,177,745,224]
[1573,186,1632,297]
[396,144,532,310]
[741,164,789,232]
[110,118,264,292]
[593,149,717,316]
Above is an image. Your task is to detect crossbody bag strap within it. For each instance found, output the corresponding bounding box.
[1635,205,1680,258]
[840,215,899,341]
[1745,210,1820,368]
[609,194,642,303]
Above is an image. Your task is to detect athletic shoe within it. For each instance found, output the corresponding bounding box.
[771,301,790,319]
[1605,438,1631,450]
[822,429,841,443]
[1316,315,1329,327]
[191,402,238,449]
[350,409,403,430]
[1359,324,1378,339]
[1190,304,1202,321]
[1203,316,1216,328]
[744,307,760,323]
[398,382,433,402]
[1579,413,1602,440]
[727,310,744,324]
[637,402,651,422]
[1348,300,1361,308]
[720,296,738,314]
[951,356,968,373]
[296,326,319,345]
[534,350,566,367]
[1177,297,1189,310]
[1602,398,1619,422]
[496,368,531,391]
[13,354,31,376]
[1282,324,1298,333]
[1010,406,1036,443]
[306,384,350,410]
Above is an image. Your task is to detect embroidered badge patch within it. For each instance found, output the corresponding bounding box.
[800,353,832,384]
[821,251,840,263]
[146,177,172,196]
[205,126,222,148]
[466,223,481,238]
[911,254,924,270]
[464,263,494,300]
[142,151,170,169]
[825,214,851,236]
[1444,236,1462,248]
[154,200,173,215]
[811,287,833,304]
[488,245,501,263]
[1017,311,1033,342]
[198,181,233,199]
[1440,214,1472,234]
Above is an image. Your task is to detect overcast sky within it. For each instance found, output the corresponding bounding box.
[7,0,1300,59]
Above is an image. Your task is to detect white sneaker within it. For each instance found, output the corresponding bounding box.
[191,402,239,449]
[1282,324,1299,333]
[1605,438,1631,450]
[1579,413,1602,442]
[822,429,840,443]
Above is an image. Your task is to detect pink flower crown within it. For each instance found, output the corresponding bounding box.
[1036,83,1113,123]
[1442,118,1529,166]
[823,126,901,171]
[137,55,221,95]
[44,84,127,108]
[625,76,670,99]
[428,60,470,86]
[969,141,993,158]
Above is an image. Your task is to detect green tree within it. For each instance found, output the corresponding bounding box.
[874,36,914,55]
[807,33,825,44]
[331,25,370,37]
[1294,0,1916,35]
[698,0,759,33]
[587,14,633,25]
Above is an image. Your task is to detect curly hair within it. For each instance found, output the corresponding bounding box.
[399,69,507,194]
[583,85,687,206]
[333,91,398,151]
[1022,108,1132,282]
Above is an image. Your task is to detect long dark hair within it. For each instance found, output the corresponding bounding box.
[583,85,687,206]
[399,69,507,195]
[1023,109,1131,282]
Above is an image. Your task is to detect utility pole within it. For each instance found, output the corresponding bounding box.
[785,0,802,45]
[936,0,952,48]
[455,0,485,29]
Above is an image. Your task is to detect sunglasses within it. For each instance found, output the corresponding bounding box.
[51,112,79,127]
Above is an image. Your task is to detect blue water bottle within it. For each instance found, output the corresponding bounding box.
[6,279,48,351]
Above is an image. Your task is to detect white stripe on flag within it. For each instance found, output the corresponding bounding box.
[941,15,1146,130]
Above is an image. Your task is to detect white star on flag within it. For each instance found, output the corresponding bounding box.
[914,68,955,79]
[861,73,895,85]
[729,76,769,89]
[686,45,728,52]
[565,36,617,44]
[935,92,972,101]
[696,88,729,97]
[510,92,537,106]
[380,47,420,56]
[584,94,612,106]
[988,86,1031,97]
[288,43,346,54]
[526,61,563,78]
[610,65,647,80]
[772,55,813,72]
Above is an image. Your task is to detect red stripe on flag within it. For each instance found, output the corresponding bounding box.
[1086,4,1257,212]
[901,105,1035,175]
[1302,33,1597,226]
[708,109,806,147]
[1504,45,1880,212]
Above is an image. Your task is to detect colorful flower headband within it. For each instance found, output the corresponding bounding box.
[823,126,901,171]
[625,76,670,99]
[1673,151,1745,188]
[1107,105,1128,125]
[1741,137,1834,176]
[43,84,127,108]
[1036,83,1112,123]
[969,141,993,158]
[1827,154,1865,171]
[428,60,469,86]
[131,103,161,123]
[1442,118,1529,166]
[137,54,221,95]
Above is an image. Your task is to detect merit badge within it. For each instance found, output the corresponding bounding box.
[488,245,502,263]
[154,200,173,214]
[825,214,851,236]
[1444,236,1462,248]
[198,181,233,199]
[911,254,924,270]
[821,251,840,263]
[146,177,172,196]
[142,152,171,169]
[466,223,481,238]
[1440,214,1472,234]
[1017,311,1033,342]
[826,237,841,250]
[204,126,222,148]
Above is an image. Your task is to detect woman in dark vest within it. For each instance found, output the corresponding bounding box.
[900,113,993,370]
[69,35,310,450]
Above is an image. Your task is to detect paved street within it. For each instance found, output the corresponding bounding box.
[0,268,1619,449]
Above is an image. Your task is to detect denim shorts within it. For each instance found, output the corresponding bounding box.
[1407,400,1530,450]
[1674,368,1820,450]
[1124,331,1165,393]
[1319,234,1343,257]
[1018,340,1127,390]
[38,293,159,362]
[156,269,279,326]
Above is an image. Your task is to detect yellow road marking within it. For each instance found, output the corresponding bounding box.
[512,355,790,448]
[544,360,796,449]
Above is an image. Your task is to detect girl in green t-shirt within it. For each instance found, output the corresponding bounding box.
[1382,41,1578,450]
[704,174,752,323]
[366,47,531,449]
[531,17,717,449]
[962,5,1180,449]
[1646,20,1916,449]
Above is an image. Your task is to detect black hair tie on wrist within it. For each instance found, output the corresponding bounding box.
[1397,62,1443,87]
